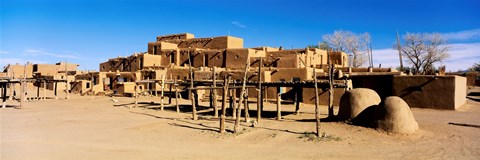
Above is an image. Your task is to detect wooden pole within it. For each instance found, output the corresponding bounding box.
[134,83,138,108]
[175,83,180,114]
[244,89,250,122]
[212,67,218,118]
[168,82,172,104]
[328,64,335,119]
[276,87,282,120]
[314,68,321,137]
[2,84,6,108]
[7,67,13,101]
[43,80,46,100]
[294,85,300,114]
[188,51,197,120]
[20,81,25,109]
[232,88,237,119]
[220,75,228,133]
[23,63,27,103]
[36,81,40,100]
[54,81,58,99]
[65,61,69,100]
[160,75,165,111]
[90,74,94,98]
[234,58,250,133]
[257,58,262,122]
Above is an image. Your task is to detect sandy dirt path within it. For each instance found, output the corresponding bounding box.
[1,90,479,160]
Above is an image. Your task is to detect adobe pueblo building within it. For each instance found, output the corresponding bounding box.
[0,33,468,112]
[72,33,466,111]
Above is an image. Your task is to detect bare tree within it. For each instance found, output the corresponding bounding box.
[469,62,480,72]
[398,32,449,74]
[322,30,371,67]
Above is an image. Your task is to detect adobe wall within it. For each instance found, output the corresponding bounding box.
[167,68,190,81]
[142,54,162,68]
[164,36,243,49]
[351,75,394,99]
[301,88,345,105]
[156,33,194,41]
[6,64,34,78]
[392,75,466,110]
[264,50,300,68]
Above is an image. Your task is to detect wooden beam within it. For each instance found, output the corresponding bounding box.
[328,64,335,119]
[220,75,228,133]
[188,51,197,120]
[234,58,251,134]
[314,68,321,137]
[134,83,138,108]
[257,57,262,123]
[65,61,69,100]
[276,87,282,120]
[244,89,250,122]
[212,67,218,118]
[160,75,165,111]
[175,83,180,114]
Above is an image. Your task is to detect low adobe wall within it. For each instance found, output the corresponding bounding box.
[392,75,466,110]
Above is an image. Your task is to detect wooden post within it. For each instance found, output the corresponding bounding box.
[328,64,335,119]
[313,68,321,137]
[2,84,6,108]
[188,52,197,120]
[276,87,282,120]
[220,75,228,133]
[20,80,25,109]
[175,83,180,114]
[65,61,69,100]
[23,63,27,103]
[212,67,218,118]
[234,58,250,134]
[160,75,165,111]
[36,81,40,100]
[257,58,262,122]
[134,83,138,108]
[7,68,13,100]
[8,83,14,101]
[168,82,172,104]
[295,85,301,114]
[54,81,58,100]
[244,89,250,122]
[90,74,94,98]
[232,88,236,118]
[43,80,46,100]
[154,80,158,97]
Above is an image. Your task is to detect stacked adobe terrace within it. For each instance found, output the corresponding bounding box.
[70,33,466,111]
[89,33,351,106]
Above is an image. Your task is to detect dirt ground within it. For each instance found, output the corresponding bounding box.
[1,87,480,160]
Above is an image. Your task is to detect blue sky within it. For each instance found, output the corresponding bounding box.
[1,0,479,71]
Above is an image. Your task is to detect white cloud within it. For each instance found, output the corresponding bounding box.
[0,58,49,69]
[441,28,480,41]
[232,21,246,29]
[23,48,81,59]
[372,42,480,72]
